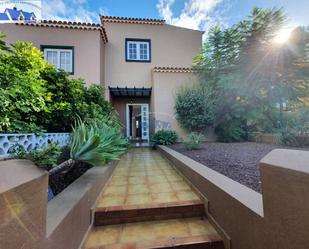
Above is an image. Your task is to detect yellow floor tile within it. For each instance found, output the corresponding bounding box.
[120,223,155,243]
[128,176,147,185]
[126,193,152,205]
[148,175,168,184]
[97,195,125,207]
[128,184,150,195]
[171,180,191,191]
[85,217,222,248]
[149,182,173,193]
[186,219,217,236]
[95,148,202,209]
[111,176,127,181]
[152,192,178,203]
[166,174,183,182]
[109,180,127,186]
[85,225,120,247]
[152,219,190,238]
[104,185,127,196]
[176,191,200,202]
[129,171,146,177]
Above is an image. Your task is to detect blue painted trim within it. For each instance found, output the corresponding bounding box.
[40,45,75,75]
[125,38,151,63]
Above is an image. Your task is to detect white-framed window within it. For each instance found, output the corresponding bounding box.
[126,39,151,62]
[42,46,74,73]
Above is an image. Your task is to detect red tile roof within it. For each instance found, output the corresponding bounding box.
[153,67,196,73]
[100,16,165,25]
[16,20,108,43]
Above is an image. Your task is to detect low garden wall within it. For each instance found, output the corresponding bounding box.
[248,132,281,144]
[0,159,117,249]
[0,133,70,158]
[158,145,309,249]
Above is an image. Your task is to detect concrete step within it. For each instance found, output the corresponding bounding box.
[94,200,205,225]
[84,217,224,249]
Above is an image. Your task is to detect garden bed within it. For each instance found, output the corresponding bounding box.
[49,162,93,196]
[170,142,309,193]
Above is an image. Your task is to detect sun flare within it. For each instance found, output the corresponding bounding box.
[273,28,293,44]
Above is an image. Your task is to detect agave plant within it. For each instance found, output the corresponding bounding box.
[49,119,128,175]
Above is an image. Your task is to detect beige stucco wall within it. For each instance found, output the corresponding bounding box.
[0,158,117,249]
[103,22,202,134]
[104,22,203,89]
[46,162,117,249]
[159,146,309,249]
[152,72,198,138]
[0,160,48,249]
[0,23,104,85]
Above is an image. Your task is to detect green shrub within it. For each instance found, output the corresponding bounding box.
[0,34,11,53]
[183,132,205,150]
[152,130,178,145]
[0,40,115,133]
[0,42,48,133]
[215,120,247,142]
[38,68,114,132]
[9,143,62,170]
[8,144,28,159]
[280,129,309,147]
[175,83,215,132]
[280,107,309,147]
[29,143,62,170]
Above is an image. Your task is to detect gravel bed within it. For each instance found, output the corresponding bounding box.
[170,142,308,193]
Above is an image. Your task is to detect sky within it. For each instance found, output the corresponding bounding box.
[1,0,308,33]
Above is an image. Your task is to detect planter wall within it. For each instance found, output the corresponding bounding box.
[0,159,117,249]
[158,145,309,249]
[0,160,48,249]
[0,133,70,158]
[45,161,117,249]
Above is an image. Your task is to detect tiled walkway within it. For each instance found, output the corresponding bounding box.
[84,148,224,249]
[97,148,200,208]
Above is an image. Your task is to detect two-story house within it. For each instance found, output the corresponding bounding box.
[0,14,203,142]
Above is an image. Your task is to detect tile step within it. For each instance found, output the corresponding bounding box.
[84,217,224,249]
[94,200,205,226]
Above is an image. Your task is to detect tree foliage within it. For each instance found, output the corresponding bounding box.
[0,42,48,132]
[175,83,215,132]
[0,34,11,53]
[193,7,309,142]
[0,41,115,133]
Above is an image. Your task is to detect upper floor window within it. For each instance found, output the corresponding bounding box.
[125,39,151,62]
[41,46,74,73]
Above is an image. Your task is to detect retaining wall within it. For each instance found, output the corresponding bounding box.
[0,159,117,249]
[158,145,309,249]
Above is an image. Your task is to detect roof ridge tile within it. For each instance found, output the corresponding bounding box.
[100,15,165,25]
[153,66,196,73]
[15,20,108,43]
